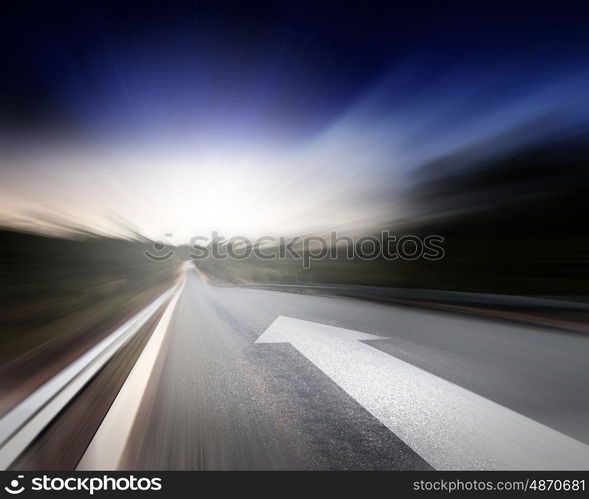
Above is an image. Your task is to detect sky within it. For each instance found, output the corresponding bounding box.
[1,1,588,242]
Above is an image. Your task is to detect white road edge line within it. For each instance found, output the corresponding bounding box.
[0,284,179,471]
[76,275,186,470]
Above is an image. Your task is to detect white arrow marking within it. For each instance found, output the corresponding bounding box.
[256,315,589,470]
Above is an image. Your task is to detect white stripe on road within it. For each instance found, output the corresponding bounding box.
[0,286,177,470]
[256,316,589,470]
[77,276,186,470]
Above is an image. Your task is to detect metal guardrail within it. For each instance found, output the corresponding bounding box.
[231,283,589,311]
[0,284,178,470]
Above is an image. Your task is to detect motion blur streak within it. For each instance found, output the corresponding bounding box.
[1,3,589,240]
[0,230,181,415]
[1,2,588,471]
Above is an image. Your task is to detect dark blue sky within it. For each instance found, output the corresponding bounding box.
[2,1,589,239]
[3,1,589,145]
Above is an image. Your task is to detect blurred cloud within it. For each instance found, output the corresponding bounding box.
[1,3,588,242]
[2,63,588,242]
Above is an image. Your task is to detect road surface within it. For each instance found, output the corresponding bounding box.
[120,268,589,470]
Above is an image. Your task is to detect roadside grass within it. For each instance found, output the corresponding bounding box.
[0,229,181,365]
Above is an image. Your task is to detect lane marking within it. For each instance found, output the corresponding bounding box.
[77,277,186,470]
[256,315,589,470]
[0,286,177,470]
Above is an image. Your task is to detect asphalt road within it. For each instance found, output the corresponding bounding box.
[125,268,589,470]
